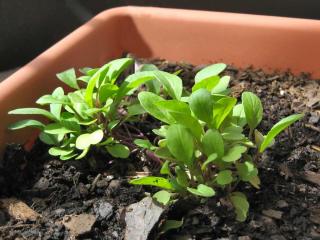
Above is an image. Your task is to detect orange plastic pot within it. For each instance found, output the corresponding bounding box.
[1,6,320,158]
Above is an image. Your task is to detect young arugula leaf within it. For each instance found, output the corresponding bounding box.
[134,139,155,150]
[216,170,233,185]
[195,63,227,83]
[139,63,161,94]
[138,92,175,124]
[48,147,74,157]
[159,219,183,235]
[153,71,183,100]
[155,100,203,140]
[232,104,247,127]
[236,161,258,182]
[212,96,237,129]
[9,108,56,121]
[153,190,171,206]
[242,92,263,131]
[211,76,230,94]
[106,144,130,159]
[259,113,304,152]
[175,166,189,187]
[56,68,79,89]
[230,192,249,222]
[8,119,45,130]
[106,58,133,84]
[166,124,194,166]
[189,89,213,124]
[130,176,174,190]
[201,153,218,171]
[50,87,64,119]
[192,76,220,92]
[160,160,171,175]
[187,184,215,197]
[222,145,247,162]
[76,129,104,150]
[202,129,224,158]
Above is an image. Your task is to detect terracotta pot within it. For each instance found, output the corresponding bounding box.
[1,6,320,158]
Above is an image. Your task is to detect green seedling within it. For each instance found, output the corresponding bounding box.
[8,58,161,160]
[130,63,304,221]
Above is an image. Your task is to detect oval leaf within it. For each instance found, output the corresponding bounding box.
[242,92,263,130]
[222,145,247,162]
[166,124,194,166]
[153,190,171,205]
[187,184,215,197]
[216,170,233,185]
[189,89,213,124]
[195,63,226,83]
[106,144,130,158]
[130,176,174,190]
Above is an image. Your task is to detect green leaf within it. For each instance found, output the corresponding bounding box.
[107,58,133,83]
[75,147,89,160]
[159,219,183,234]
[98,83,118,103]
[138,92,174,124]
[155,147,174,160]
[254,129,265,149]
[189,89,213,124]
[60,152,78,161]
[39,132,60,145]
[9,108,56,121]
[139,64,161,94]
[212,96,237,129]
[216,170,233,185]
[134,139,155,150]
[56,68,79,89]
[36,94,70,105]
[249,175,261,189]
[187,184,215,197]
[48,147,74,156]
[160,160,171,175]
[76,129,103,150]
[8,119,45,130]
[202,129,224,158]
[230,192,249,222]
[44,123,76,135]
[50,87,64,119]
[211,76,230,94]
[154,71,183,100]
[201,153,218,171]
[153,190,171,205]
[195,63,227,83]
[222,124,245,141]
[153,125,168,138]
[166,124,194,166]
[242,92,263,130]
[222,145,247,162]
[260,113,303,152]
[130,176,174,190]
[127,103,146,116]
[236,161,258,182]
[175,166,189,187]
[156,100,203,140]
[192,76,220,92]
[85,72,101,107]
[106,143,130,158]
[232,104,247,127]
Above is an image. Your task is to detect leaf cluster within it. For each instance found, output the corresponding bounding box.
[130,63,303,221]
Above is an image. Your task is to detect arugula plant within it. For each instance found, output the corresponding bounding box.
[8,58,161,160]
[131,63,303,221]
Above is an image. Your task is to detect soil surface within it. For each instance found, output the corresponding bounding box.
[0,58,319,240]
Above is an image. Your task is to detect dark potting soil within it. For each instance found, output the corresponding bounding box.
[0,59,319,240]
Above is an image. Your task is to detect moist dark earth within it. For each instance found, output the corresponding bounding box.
[0,58,319,240]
